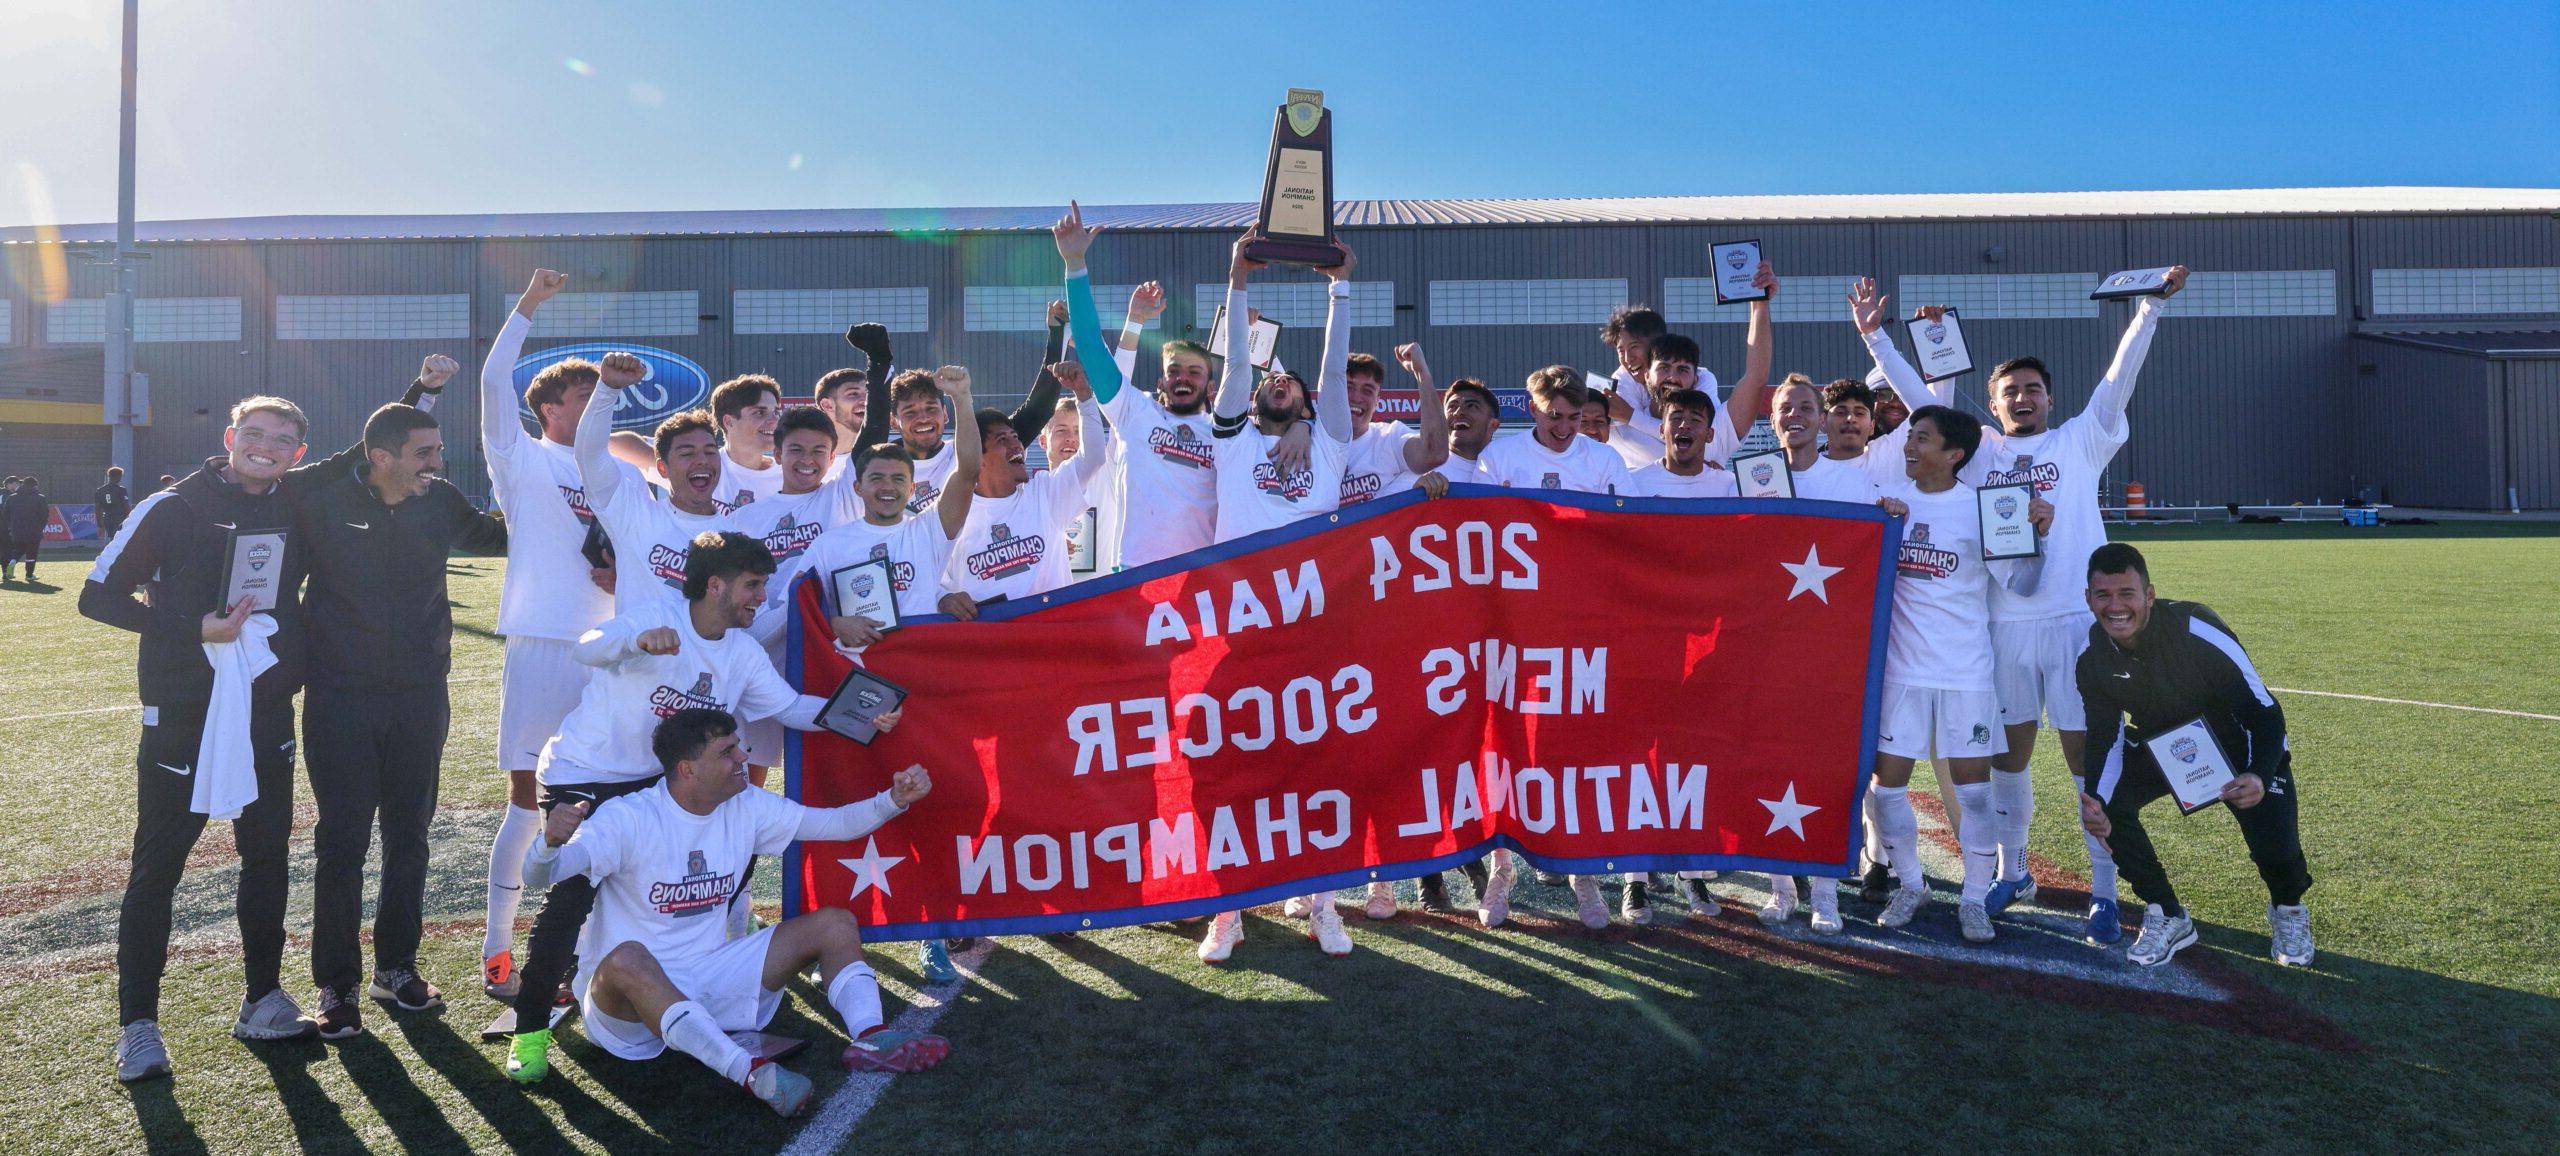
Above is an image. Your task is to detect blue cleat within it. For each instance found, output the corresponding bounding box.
[2085,897,2124,946]
[918,940,959,985]
[1985,875,2037,917]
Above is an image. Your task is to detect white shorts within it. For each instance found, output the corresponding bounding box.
[577,927,783,1061]
[1878,682,2007,761]
[499,635,592,771]
[1992,612,2096,732]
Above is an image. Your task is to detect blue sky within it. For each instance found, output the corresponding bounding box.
[5,0,2556,226]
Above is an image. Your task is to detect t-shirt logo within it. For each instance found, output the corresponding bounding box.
[648,848,733,918]
[1340,471,1383,504]
[1540,472,1561,490]
[1148,424,1214,469]
[867,541,917,591]
[967,523,1046,580]
[647,672,724,718]
[762,513,822,562]
[1987,453,2061,494]
[906,477,940,514]
[1897,522,1959,580]
[716,490,758,515]
[558,484,598,525]
[647,542,689,588]
[1250,461,1314,501]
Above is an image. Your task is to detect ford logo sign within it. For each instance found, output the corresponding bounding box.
[513,343,713,433]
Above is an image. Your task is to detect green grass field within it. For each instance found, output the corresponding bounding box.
[2,522,2555,1155]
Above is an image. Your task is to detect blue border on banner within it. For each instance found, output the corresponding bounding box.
[781,487,1899,933]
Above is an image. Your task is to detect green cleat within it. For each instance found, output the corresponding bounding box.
[507,1027,553,1083]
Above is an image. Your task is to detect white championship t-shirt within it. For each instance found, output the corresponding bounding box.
[1340,421,1420,506]
[480,311,649,642]
[901,440,959,519]
[593,478,733,615]
[1098,387,1218,567]
[949,469,1099,602]
[1212,422,1347,544]
[1790,454,1884,505]
[540,602,813,782]
[1631,461,1738,498]
[1875,476,1996,693]
[1961,415,2122,623]
[1481,431,1635,495]
[711,455,786,515]
[801,515,958,622]
[563,784,825,992]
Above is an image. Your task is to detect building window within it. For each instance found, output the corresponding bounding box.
[0,304,11,345]
[47,297,244,343]
[2372,268,2560,315]
[2160,271,2337,317]
[526,291,700,337]
[1895,274,2100,320]
[733,288,929,335]
[1428,278,1625,327]
[276,294,472,340]
[1664,274,1861,323]
[1191,281,1397,330]
[965,285,1157,333]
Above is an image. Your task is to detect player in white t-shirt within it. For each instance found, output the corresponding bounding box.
[815,324,896,483]
[1867,406,2052,943]
[505,532,873,1080]
[520,708,946,1115]
[708,375,786,513]
[475,269,664,1000]
[1425,378,1502,490]
[1041,393,1117,578]
[577,353,737,615]
[1631,389,1741,499]
[1864,267,2185,942]
[1337,345,1450,509]
[726,407,868,789]
[1764,374,1884,506]
[800,437,976,649]
[946,364,1110,605]
[1190,225,1360,963]
[1599,305,1723,465]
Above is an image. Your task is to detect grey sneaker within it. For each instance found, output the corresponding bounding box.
[1680,875,1722,918]
[2268,903,2315,966]
[1879,887,1927,929]
[232,989,320,1041]
[1959,902,1996,943]
[2127,904,2198,967]
[1568,875,1608,929]
[116,1020,173,1083]
[368,966,444,1012]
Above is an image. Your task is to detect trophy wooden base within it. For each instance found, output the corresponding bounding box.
[1241,235,1345,268]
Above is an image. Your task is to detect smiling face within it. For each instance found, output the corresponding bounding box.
[1990,367,2051,436]
[1773,381,1822,453]
[1445,390,1496,457]
[1041,405,1081,464]
[818,378,867,440]
[1614,334,1650,377]
[979,422,1030,488]
[1824,396,1874,455]
[1662,403,1712,469]
[370,427,445,500]
[1160,349,1212,415]
[2088,567,2154,644]
[857,457,915,525]
[1254,372,1307,429]
[896,394,947,455]
[677,729,752,806]
[657,427,724,511]
[1578,396,1614,443]
[721,388,782,456]
[776,426,835,495]
[1901,413,1964,483]
[1645,356,1698,405]
[1344,366,1385,428]
[1529,392,1579,452]
[225,409,307,487]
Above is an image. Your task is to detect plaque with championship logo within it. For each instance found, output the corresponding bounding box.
[1242,88,1343,267]
[1730,448,1794,499]
[1710,239,1767,304]
[818,666,910,745]
[2144,717,2238,814]
[1206,304,1284,372]
[1066,507,1099,574]
[1976,482,2039,560]
[218,526,290,614]
[1902,308,1975,383]
[2091,267,2179,300]
[828,557,901,632]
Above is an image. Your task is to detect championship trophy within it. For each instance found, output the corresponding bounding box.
[1242,88,1343,266]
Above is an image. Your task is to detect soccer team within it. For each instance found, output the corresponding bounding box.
[81,209,2318,1117]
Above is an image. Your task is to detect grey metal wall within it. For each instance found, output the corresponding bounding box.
[2502,357,2560,509]
[2346,340,2500,510]
[7,211,2560,508]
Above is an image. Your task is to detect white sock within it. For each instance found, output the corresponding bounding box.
[660,999,752,1084]
[2086,830,2120,902]
[1809,877,1839,919]
[1763,873,1797,909]
[484,805,543,958]
[1863,791,1887,874]
[1991,769,2034,881]
[1955,781,1997,905]
[1875,786,1924,895]
[826,962,884,1037]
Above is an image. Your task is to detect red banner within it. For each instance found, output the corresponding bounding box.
[787,486,1895,940]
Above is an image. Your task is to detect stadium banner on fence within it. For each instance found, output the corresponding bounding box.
[785,485,1897,940]
[42,504,98,542]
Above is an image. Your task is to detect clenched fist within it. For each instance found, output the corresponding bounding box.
[523,268,567,305]
[418,354,460,391]
[889,764,933,808]
[599,352,647,389]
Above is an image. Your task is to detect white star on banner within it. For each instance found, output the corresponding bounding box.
[1760,782,1821,840]
[841,838,907,900]
[1782,546,1844,604]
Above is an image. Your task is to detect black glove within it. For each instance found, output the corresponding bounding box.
[843,322,893,364]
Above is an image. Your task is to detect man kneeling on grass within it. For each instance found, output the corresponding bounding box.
[518,707,949,1116]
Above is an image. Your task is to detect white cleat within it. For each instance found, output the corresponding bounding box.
[1308,902,1354,956]
[1808,881,1844,935]
[2268,903,2315,967]
[1879,888,1927,929]
[2127,904,2198,967]
[1363,881,1399,921]
[1679,874,1723,918]
[1282,895,1312,919]
[1758,874,1798,927]
[1478,858,1516,929]
[1959,902,1996,943]
[1568,876,1609,929]
[1197,911,1244,964]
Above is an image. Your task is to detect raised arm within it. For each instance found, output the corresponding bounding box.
[486,270,564,449]
[1311,239,1357,443]
[1113,281,1163,389]
[401,354,458,414]
[1723,263,1779,440]
[577,352,647,513]
[845,323,896,449]
[1053,201,1127,404]
[570,611,674,669]
[2084,266,2184,438]
[1048,365,1112,491]
[1213,233,1266,426]
[934,366,982,537]
[791,783,916,843]
[1851,277,1952,411]
[1396,343,1451,474]
[1008,305,1068,443]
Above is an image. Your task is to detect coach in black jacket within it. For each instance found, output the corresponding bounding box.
[2075,542,2315,970]
[299,400,506,1037]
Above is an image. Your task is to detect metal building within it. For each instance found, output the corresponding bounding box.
[5,186,2558,510]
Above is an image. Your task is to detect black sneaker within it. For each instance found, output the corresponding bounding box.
[315,985,366,1040]
[1858,862,1892,905]
[1459,858,1490,898]
[1418,873,1457,915]
[368,967,444,1012]
[1534,870,1568,887]
[1621,878,1654,925]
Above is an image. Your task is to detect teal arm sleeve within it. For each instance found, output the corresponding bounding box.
[1064,271,1124,405]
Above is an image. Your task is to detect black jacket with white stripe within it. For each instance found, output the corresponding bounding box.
[2075,599,2290,795]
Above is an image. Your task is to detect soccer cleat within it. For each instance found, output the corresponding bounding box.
[1620,878,1653,925]
[1477,859,1515,929]
[1984,874,2038,917]
[2126,904,2197,967]
[1197,912,1244,963]
[918,941,959,986]
[232,989,320,1041]
[842,1027,951,1073]
[315,985,365,1041]
[2084,897,2125,946]
[1808,881,1844,935]
[745,1056,814,1116]
[1458,858,1491,900]
[1282,894,1313,919]
[2268,904,2315,966]
[1758,875,1798,928]
[506,1027,553,1083]
[1363,881,1399,921]
[369,967,444,1012]
[1680,875,1722,918]
[1858,861,1893,905]
[1418,873,1457,915]
[1959,902,1996,943]
[115,1020,173,1083]
[1879,888,1927,929]
[1309,901,1354,956]
[483,951,519,1002]
[1567,876,1609,928]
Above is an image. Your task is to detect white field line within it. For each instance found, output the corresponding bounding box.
[2270,687,2560,722]
[781,940,997,1156]
[0,674,501,725]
